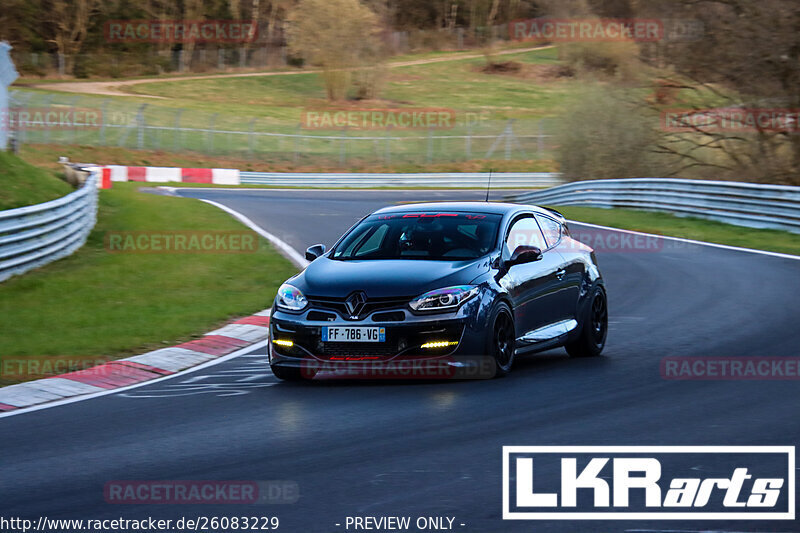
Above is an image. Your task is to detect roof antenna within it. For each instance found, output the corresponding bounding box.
[485,169,493,202]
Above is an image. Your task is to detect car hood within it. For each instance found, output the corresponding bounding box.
[296,256,491,298]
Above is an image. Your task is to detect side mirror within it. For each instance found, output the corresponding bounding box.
[508,245,542,267]
[305,244,326,261]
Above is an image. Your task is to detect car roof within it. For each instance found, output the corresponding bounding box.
[372,201,558,219]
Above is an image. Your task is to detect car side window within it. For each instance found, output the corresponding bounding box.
[536,215,562,249]
[505,216,546,256]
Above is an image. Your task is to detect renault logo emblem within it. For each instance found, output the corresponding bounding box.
[345,291,367,316]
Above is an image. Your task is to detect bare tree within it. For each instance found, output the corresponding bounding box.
[640,0,800,184]
[47,0,101,75]
[287,0,383,100]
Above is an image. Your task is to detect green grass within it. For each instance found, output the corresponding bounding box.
[557,206,800,256]
[18,144,557,175]
[123,46,568,122]
[11,47,565,168]
[0,152,72,210]
[0,182,297,384]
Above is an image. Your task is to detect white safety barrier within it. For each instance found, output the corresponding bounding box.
[103,165,240,185]
[0,169,99,282]
[510,178,800,234]
[240,171,562,188]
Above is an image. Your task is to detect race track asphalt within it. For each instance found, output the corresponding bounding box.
[2,189,798,533]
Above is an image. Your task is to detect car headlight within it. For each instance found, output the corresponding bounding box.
[409,285,480,313]
[276,283,308,311]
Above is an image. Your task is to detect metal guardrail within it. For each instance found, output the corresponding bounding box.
[240,171,563,188]
[509,178,800,234]
[0,169,99,282]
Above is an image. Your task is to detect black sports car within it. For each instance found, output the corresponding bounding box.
[268,202,607,380]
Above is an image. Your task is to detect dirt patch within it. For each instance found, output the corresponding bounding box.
[481,61,524,74]
[477,61,574,81]
[385,73,424,82]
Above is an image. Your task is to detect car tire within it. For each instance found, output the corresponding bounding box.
[565,285,608,358]
[271,365,310,381]
[486,301,516,377]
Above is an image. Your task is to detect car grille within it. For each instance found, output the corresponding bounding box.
[272,322,465,359]
[307,310,337,322]
[320,341,402,358]
[371,311,405,322]
[306,295,410,320]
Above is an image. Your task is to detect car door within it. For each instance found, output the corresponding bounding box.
[502,214,565,337]
[536,214,581,322]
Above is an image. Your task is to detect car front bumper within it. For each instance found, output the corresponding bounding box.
[268,304,494,379]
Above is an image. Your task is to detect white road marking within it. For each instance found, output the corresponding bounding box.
[180,375,213,384]
[0,341,267,419]
[198,198,309,269]
[121,381,278,398]
[236,374,268,382]
[206,323,268,342]
[570,221,800,261]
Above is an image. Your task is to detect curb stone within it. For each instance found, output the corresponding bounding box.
[0,310,270,411]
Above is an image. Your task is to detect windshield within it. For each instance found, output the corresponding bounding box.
[332,212,502,261]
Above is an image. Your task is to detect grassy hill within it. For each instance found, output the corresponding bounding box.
[0,151,72,211]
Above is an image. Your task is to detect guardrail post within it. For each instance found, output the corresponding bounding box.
[484,121,506,159]
[248,118,256,157]
[340,128,348,166]
[136,104,147,150]
[537,120,544,158]
[174,109,184,150]
[41,93,54,145]
[69,95,80,145]
[15,91,33,145]
[427,126,433,163]
[118,104,143,148]
[208,113,218,152]
[99,99,108,145]
[385,127,392,165]
[466,123,472,161]
[293,124,301,164]
[504,120,514,160]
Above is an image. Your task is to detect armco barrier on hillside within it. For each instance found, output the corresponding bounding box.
[89,167,562,188]
[509,178,800,234]
[0,169,99,282]
[240,171,562,188]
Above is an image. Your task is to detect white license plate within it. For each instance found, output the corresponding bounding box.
[322,326,385,343]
